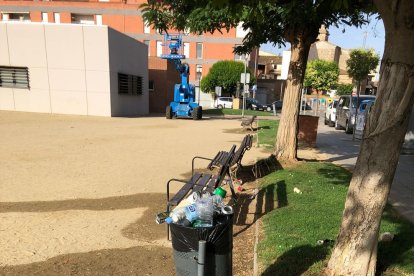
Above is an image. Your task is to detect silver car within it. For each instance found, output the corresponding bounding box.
[335,95,376,134]
[354,100,375,139]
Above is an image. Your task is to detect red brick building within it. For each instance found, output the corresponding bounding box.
[0,0,252,112]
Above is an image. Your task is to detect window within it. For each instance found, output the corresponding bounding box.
[144,21,151,34]
[149,80,154,91]
[143,40,150,56]
[196,43,203,59]
[196,64,202,81]
[156,41,162,57]
[42,12,48,23]
[0,66,30,89]
[96,15,102,26]
[184,42,190,58]
[71,14,94,25]
[54,13,60,23]
[3,13,30,22]
[118,73,143,95]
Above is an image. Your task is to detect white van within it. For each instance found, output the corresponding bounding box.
[215,97,233,109]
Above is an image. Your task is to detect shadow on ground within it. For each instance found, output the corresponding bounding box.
[261,244,331,276]
[376,206,414,275]
[0,193,167,242]
[232,155,284,238]
[0,245,174,276]
[0,194,176,275]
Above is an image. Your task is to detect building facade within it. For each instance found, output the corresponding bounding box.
[0,0,250,112]
[307,26,353,85]
[0,22,148,116]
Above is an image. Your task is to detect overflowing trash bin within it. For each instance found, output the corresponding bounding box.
[157,187,234,276]
[170,214,233,276]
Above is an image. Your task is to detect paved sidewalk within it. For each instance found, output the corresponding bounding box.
[315,116,414,224]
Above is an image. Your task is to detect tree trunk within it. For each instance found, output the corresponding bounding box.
[326,1,414,275]
[274,33,316,161]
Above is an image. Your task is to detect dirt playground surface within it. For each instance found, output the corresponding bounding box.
[0,111,270,275]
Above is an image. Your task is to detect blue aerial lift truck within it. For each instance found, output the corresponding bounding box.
[160,34,202,120]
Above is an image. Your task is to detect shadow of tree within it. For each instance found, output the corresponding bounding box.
[376,206,414,275]
[317,165,352,186]
[261,244,331,276]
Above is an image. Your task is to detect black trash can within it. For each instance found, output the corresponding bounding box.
[170,214,233,276]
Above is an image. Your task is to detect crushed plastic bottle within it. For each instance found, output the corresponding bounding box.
[193,196,214,227]
[165,203,198,226]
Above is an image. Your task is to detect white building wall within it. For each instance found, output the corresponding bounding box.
[0,22,148,117]
[108,28,149,117]
[279,50,291,80]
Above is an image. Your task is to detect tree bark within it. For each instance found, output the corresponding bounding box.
[326,1,414,275]
[274,28,318,161]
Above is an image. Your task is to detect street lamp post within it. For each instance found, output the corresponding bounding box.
[241,54,250,118]
[242,57,247,117]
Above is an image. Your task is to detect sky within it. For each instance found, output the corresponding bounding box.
[260,18,385,58]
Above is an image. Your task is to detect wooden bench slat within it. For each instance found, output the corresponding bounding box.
[206,175,219,193]
[168,173,202,206]
[192,174,213,193]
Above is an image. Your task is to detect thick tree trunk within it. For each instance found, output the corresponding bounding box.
[274,30,317,161]
[326,1,414,275]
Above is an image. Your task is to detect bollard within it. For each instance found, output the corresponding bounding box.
[198,240,206,276]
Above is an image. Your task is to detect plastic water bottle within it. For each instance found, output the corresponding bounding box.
[165,203,199,225]
[175,191,201,209]
[193,196,214,227]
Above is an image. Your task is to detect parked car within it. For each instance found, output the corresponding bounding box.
[266,100,283,112]
[335,95,376,134]
[354,99,375,139]
[215,97,233,109]
[301,100,312,111]
[246,98,266,111]
[324,99,338,127]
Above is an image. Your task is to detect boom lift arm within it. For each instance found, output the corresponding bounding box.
[161,34,202,120]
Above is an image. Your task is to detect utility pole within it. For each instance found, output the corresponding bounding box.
[362,31,368,49]
[242,56,247,117]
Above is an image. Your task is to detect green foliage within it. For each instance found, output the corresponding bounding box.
[258,120,279,150]
[347,48,380,81]
[140,1,372,54]
[335,83,354,96]
[200,60,255,95]
[304,60,339,92]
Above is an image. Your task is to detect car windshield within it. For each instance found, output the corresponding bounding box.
[352,97,375,108]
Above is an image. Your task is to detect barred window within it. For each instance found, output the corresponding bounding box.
[149,80,154,91]
[118,73,143,95]
[0,66,30,89]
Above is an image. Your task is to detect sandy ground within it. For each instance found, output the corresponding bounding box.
[0,111,269,274]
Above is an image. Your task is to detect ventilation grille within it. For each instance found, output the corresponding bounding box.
[0,66,30,89]
[118,73,143,95]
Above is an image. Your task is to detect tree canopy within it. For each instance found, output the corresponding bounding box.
[200,60,255,96]
[347,48,380,82]
[304,59,339,93]
[335,83,354,96]
[141,1,370,54]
